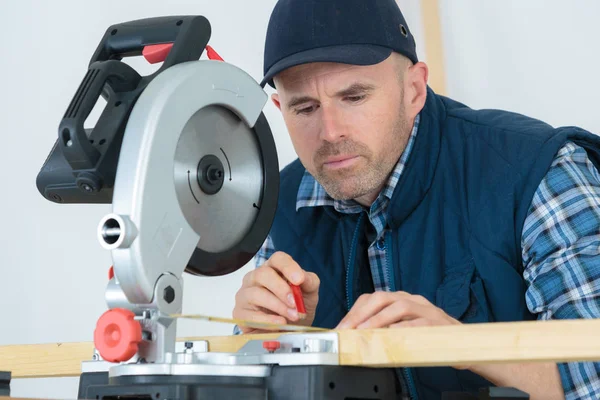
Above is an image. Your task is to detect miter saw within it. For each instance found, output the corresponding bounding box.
[35,15,529,400]
[35,15,402,400]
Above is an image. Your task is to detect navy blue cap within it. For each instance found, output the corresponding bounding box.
[261,0,418,88]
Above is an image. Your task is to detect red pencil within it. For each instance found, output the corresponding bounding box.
[289,284,307,319]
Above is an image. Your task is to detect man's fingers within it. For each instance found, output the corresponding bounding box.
[242,252,302,288]
[242,252,310,309]
[300,272,320,293]
[237,252,321,326]
[334,293,373,329]
[249,264,297,308]
[241,269,255,288]
[336,292,396,329]
[335,292,435,329]
[357,300,426,329]
[237,286,300,322]
[266,251,306,286]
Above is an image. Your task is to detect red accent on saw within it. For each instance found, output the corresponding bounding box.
[94,308,142,363]
[262,340,281,352]
[290,284,307,317]
[141,43,223,64]
[142,43,173,64]
[205,45,224,61]
[108,266,114,280]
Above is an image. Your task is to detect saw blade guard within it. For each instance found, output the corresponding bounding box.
[97,43,278,305]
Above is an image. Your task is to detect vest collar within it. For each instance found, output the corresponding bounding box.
[387,86,446,229]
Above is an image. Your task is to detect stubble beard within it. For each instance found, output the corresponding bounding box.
[312,109,411,202]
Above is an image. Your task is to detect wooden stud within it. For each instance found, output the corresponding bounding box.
[338,319,600,368]
[420,0,447,95]
[0,341,93,379]
[2,319,600,379]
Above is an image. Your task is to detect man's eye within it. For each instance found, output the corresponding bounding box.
[346,95,365,102]
[295,105,316,115]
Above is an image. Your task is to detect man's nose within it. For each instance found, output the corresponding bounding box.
[318,105,346,143]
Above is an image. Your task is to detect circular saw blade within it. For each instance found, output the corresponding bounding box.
[173,105,278,276]
[174,104,262,253]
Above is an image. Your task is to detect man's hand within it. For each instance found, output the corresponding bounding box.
[335,291,565,399]
[335,291,460,330]
[233,251,320,334]
[336,291,468,370]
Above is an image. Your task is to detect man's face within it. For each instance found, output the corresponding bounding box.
[271,54,413,205]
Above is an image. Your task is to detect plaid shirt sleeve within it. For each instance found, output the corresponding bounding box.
[232,235,277,335]
[522,141,600,400]
[254,235,276,268]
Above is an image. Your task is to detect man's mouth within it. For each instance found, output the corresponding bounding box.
[322,155,360,170]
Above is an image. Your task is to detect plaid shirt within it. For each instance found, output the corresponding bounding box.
[252,113,600,399]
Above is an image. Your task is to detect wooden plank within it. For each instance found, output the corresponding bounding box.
[0,333,282,379]
[2,319,600,379]
[420,0,447,95]
[338,319,600,368]
[0,341,93,379]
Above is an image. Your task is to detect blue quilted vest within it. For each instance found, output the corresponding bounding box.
[268,87,600,399]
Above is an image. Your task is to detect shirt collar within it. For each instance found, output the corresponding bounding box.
[295,113,421,213]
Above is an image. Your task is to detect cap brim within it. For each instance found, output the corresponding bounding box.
[260,44,392,88]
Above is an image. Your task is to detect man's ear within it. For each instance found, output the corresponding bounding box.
[271,93,282,111]
[406,62,428,117]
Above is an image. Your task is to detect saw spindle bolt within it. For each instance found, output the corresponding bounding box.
[197,154,225,195]
[207,166,223,183]
[163,286,175,304]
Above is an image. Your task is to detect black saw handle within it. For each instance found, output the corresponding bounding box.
[37,16,212,203]
[89,15,211,71]
[58,60,141,171]
[60,15,211,171]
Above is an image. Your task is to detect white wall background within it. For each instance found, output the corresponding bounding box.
[0,0,598,398]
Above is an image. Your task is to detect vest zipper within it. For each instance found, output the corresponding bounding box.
[345,213,365,311]
[402,368,418,400]
[386,231,418,400]
[385,231,396,293]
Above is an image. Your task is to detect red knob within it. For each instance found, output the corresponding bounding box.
[94,308,142,363]
[262,340,281,353]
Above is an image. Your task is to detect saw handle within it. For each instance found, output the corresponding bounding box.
[89,15,211,72]
[59,60,141,171]
[54,16,213,186]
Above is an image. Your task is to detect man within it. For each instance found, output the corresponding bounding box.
[232,0,600,399]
